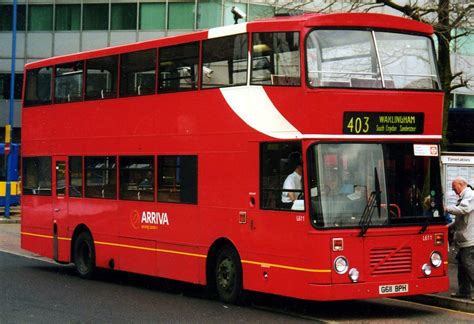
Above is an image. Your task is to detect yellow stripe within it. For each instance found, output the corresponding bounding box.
[22,231,330,274]
[21,232,53,239]
[22,232,71,241]
[95,240,207,259]
[242,259,331,273]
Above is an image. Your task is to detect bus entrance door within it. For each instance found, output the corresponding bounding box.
[52,156,68,262]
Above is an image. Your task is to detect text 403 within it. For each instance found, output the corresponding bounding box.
[346,117,370,134]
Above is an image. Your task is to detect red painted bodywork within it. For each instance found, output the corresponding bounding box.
[21,13,448,301]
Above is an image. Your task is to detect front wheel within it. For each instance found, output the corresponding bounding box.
[215,245,243,304]
[73,231,96,279]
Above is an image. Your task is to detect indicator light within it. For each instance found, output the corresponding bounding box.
[332,238,344,251]
[434,233,444,246]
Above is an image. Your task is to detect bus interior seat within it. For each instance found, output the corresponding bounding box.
[383,80,395,88]
[350,78,382,88]
[321,81,351,88]
[350,78,396,89]
[271,75,300,86]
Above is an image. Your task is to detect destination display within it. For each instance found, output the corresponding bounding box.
[343,112,424,135]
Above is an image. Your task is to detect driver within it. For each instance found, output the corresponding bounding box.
[281,153,303,209]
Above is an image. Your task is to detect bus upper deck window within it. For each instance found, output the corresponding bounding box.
[375,32,439,90]
[55,61,84,104]
[120,49,157,97]
[306,30,380,89]
[159,42,199,93]
[24,67,53,107]
[251,32,300,86]
[202,33,248,89]
[85,55,119,100]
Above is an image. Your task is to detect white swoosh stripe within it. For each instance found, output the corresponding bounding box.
[220,86,441,141]
[208,23,247,39]
[220,86,302,139]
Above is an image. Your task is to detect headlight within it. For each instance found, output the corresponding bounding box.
[334,256,349,274]
[422,263,432,276]
[349,268,359,282]
[430,251,442,268]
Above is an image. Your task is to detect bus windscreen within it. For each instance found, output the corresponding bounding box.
[306,29,439,90]
[309,143,445,228]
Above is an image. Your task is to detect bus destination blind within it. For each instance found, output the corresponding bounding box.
[343,112,424,135]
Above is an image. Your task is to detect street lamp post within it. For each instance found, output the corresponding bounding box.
[5,0,18,219]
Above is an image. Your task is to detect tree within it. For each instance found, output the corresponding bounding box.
[261,0,474,148]
[359,1,473,149]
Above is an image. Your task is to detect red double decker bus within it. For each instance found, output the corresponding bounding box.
[21,12,449,303]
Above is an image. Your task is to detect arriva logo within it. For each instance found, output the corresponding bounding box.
[130,210,170,230]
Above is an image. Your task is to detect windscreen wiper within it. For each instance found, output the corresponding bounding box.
[358,190,376,237]
[359,167,382,237]
[374,167,381,218]
[419,194,436,234]
[419,214,431,234]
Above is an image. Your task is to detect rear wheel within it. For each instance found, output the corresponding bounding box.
[215,245,243,304]
[73,231,96,279]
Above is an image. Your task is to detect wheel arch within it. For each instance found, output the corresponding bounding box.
[70,224,93,260]
[206,237,242,288]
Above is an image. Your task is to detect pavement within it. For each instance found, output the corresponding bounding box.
[1,211,473,313]
[399,246,474,313]
[0,206,21,224]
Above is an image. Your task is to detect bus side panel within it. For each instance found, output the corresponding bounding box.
[229,141,335,298]
[56,236,71,263]
[21,196,54,258]
[241,262,329,298]
[198,149,252,274]
[21,231,54,259]
[150,202,201,283]
[117,201,201,283]
[54,205,72,264]
[116,237,158,276]
[237,226,333,298]
[67,198,120,269]
[93,243,121,270]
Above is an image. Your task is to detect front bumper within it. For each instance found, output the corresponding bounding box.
[304,276,449,301]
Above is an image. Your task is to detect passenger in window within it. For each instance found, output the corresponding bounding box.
[138,171,153,190]
[281,152,303,209]
[405,185,424,216]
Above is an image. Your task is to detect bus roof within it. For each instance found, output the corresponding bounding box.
[25,12,433,69]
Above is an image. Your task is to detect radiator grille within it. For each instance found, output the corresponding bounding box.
[369,247,412,275]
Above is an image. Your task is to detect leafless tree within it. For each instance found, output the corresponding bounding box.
[351,1,473,148]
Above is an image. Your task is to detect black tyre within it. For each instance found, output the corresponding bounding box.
[73,231,96,279]
[215,245,243,304]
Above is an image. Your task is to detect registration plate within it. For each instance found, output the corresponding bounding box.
[379,284,409,295]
